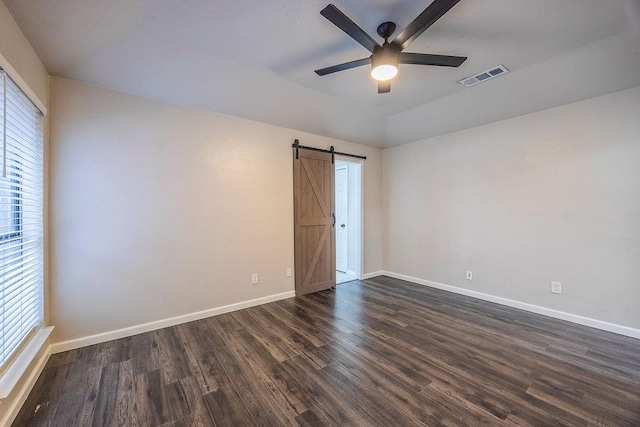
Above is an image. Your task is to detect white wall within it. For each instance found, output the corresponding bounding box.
[49,77,383,344]
[0,2,50,424]
[383,86,640,330]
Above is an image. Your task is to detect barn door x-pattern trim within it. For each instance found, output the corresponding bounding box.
[301,226,330,288]
[301,158,329,217]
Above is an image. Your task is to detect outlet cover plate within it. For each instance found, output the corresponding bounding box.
[551,281,562,294]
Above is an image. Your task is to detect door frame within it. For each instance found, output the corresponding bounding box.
[334,164,349,273]
[334,156,363,281]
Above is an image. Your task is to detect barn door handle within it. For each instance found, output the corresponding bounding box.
[332,213,336,227]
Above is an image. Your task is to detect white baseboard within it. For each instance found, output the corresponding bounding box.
[0,344,52,427]
[51,290,296,354]
[382,271,640,340]
[361,271,383,280]
[346,270,358,278]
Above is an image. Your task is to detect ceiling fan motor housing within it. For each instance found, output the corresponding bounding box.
[372,43,400,71]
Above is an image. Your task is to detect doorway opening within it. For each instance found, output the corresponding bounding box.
[334,159,362,285]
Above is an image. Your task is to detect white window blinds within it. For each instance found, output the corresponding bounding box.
[0,69,44,372]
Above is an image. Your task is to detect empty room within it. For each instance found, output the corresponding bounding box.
[1,0,639,425]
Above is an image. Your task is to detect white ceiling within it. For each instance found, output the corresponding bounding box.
[5,0,640,148]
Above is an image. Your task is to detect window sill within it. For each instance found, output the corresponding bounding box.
[0,326,54,399]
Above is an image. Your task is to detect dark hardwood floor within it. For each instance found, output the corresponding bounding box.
[14,277,640,426]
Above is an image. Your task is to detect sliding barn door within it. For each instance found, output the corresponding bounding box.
[293,149,336,296]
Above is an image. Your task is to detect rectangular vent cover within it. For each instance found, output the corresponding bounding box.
[458,65,509,87]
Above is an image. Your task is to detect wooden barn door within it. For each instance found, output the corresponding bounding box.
[293,149,336,296]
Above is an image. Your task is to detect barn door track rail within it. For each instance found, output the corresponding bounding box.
[292,139,367,163]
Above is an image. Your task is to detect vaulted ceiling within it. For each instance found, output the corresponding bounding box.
[5,0,640,147]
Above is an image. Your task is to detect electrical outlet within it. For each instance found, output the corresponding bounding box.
[466,271,473,280]
[551,281,562,294]
[251,273,259,284]
[286,268,292,277]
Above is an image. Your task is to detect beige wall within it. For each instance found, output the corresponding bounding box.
[383,86,640,329]
[49,77,383,344]
[0,2,50,424]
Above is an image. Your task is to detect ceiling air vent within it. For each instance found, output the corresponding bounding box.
[458,65,509,87]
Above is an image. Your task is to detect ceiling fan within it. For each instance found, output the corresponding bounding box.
[315,0,467,93]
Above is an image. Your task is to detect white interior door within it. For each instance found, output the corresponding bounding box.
[335,166,348,272]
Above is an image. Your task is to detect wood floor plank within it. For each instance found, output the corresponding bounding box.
[203,316,297,426]
[113,359,134,425]
[13,363,70,424]
[280,354,383,426]
[258,304,330,348]
[202,385,256,427]
[324,332,432,391]
[505,391,589,426]
[295,404,340,427]
[130,331,160,376]
[90,362,121,426]
[222,309,297,363]
[94,336,132,367]
[420,381,507,426]
[320,359,440,426]
[154,327,192,385]
[165,375,215,426]
[131,369,173,426]
[12,277,640,426]
[229,325,318,416]
[351,326,519,419]
[174,322,232,394]
[48,363,102,425]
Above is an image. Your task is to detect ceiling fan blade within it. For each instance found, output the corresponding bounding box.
[321,4,380,53]
[399,52,467,67]
[378,80,391,94]
[392,0,460,51]
[315,58,371,76]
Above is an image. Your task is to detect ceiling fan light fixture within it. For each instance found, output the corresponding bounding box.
[371,64,398,81]
[371,45,399,81]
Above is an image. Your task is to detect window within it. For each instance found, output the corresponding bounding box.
[0,69,44,373]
